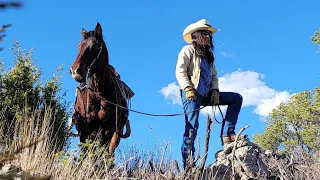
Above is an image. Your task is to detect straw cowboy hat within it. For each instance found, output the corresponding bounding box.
[182,19,218,44]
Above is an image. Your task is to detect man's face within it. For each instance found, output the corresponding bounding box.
[199,30,212,45]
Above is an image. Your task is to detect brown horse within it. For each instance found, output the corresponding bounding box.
[69,22,134,154]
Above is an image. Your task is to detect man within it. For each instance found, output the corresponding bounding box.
[175,19,243,168]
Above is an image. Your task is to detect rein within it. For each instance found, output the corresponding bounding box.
[87,44,103,80]
[78,42,216,118]
[67,42,225,137]
[84,44,103,115]
[77,41,225,119]
[93,90,224,121]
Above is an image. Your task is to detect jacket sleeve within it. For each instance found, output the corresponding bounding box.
[175,45,192,90]
[211,63,219,90]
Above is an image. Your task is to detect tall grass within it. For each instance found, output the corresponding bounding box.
[0,104,183,179]
[1,104,320,179]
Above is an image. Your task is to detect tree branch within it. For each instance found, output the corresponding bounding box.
[0,1,22,51]
[231,125,250,180]
[0,2,22,9]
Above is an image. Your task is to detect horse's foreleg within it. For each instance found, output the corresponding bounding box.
[67,110,82,137]
[108,132,119,153]
[119,119,131,138]
[66,118,74,136]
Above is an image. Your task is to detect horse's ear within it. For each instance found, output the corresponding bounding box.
[95,22,102,38]
[82,28,87,38]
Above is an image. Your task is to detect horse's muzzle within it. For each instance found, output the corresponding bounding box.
[70,67,83,82]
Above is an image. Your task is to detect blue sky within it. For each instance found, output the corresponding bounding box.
[1,0,319,166]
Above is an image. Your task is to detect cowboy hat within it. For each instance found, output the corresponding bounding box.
[182,19,218,44]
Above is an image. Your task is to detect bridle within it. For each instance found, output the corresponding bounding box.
[76,42,104,117]
[67,42,104,137]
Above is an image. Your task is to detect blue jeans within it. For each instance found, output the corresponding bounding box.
[180,89,242,167]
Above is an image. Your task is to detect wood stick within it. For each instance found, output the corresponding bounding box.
[194,114,212,179]
[231,125,250,180]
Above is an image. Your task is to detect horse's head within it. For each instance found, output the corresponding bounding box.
[70,22,109,82]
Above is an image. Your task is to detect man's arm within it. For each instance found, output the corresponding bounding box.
[176,45,193,90]
[211,63,219,90]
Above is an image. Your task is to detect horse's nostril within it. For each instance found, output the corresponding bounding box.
[76,68,81,75]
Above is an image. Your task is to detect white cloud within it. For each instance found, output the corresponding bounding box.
[158,69,292,118]
[253,91,291,117]
[218,70,291,117]
[159,82,181,105]
[199,105,228,120]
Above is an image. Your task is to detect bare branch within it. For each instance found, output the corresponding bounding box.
[231,125,250,179]
[0,2,22,51]
[0,2,22,9]
[194,114,212,179]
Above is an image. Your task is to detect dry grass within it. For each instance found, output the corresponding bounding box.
[1,106,320,179]
[0,104,184,179]
[260,150,320,180]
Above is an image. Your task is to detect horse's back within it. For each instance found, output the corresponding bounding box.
[109,65,134,101]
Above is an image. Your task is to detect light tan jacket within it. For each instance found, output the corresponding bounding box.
[175,44,219,91]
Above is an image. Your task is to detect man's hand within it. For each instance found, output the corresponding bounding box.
[185,86,196,100]
[211,89,220,105]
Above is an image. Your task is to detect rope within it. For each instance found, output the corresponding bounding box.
[213,105,225,124]
[67,41,226,136]
[110,70,120,133]
[94,91,223,117]
[92,71,225,118]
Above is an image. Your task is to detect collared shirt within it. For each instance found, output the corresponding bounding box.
[176,45,219,91]
[197,58,212,97]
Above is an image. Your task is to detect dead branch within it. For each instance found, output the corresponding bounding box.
[159,137,172,172]
[0,1,22,51]
[174,160,180,174]
[111,155,138,176]
[194,114,212,179]
[195,136,200,163]
[149,161,154,172]
[231,125,250,180]
[0,2,22,9]
[146,125,173,173]
[0,24,11,51]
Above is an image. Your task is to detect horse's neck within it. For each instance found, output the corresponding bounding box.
[92,46,113,94]
[92,69,112,91]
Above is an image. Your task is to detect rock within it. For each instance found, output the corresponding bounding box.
[0,164,22,180]
[202,139,278,180]
[0,163,51,180]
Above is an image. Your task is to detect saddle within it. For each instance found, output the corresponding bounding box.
[109,65,135,101]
